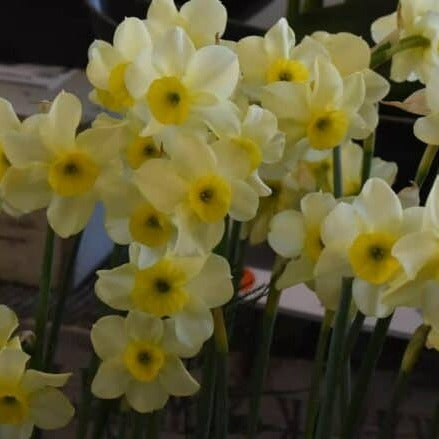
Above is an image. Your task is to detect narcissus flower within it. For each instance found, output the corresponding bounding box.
[371,0,439,83]
[96,245,233,350]
[91,311,199,412]
[87,17,152,112]
[317,178,422,317]
[236,18,329,100]
[268,192,336,291]
[0,348,73,438]
[1,92,124,238]
[134,134,259,253]
[262,57,368,151]
[126,27,239,141]
[145,0,227,47]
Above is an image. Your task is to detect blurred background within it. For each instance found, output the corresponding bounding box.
[1,1,438,437]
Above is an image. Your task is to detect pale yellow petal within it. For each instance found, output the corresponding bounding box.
[229,179,259,221]
[0,305,18,348]
[236,36,268,84]
[352,279,393,318]
[0,98,20,133]
[0,348,28,385]
[414,114,439,145]
[158,355,199,396]
[264,18,295,60]
[301,192,336,228]
[92,358,131,399]
[125,311,164,343]
[91,315,129,360]
[126,379,168,413]
[113,17,152,60]
[277,256,315,289]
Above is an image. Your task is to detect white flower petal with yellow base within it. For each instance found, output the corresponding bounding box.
[126,379,169,413]
[90,315,129,359]
[92,357,131,399]
[229,179,259,222]
[158,355,199,396]
[0,98,20,133]
[277,256,315,290]
[352,279,393,318]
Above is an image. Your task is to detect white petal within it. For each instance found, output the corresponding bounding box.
[158,355,199,396]
[113,17,152,60]
[426,74,439,112]
[235,36,268,84]
[0,348,28,385]
[179,0,227,46]
[186,254,233,308]
[392,231,439,279]
[268,210,306,258]
[201,101,241,139]
[125,48,156,99]
[87,41,124,89]
[95,264,136,311]
[47,193,96,238]
[311,58,343,108]
[0,98,20,132]
[184,45,239,99]
[352,279,393,318]
[21,371,70,393]
[91,315,129,360]
[264,18,295,60]
[126,379,168,413]
[414,114,439,145]
[134,159,188,214]
[211,139,252,180]
[229,179,259,221]
[400,206,424,235]
[162,319,201,358]
[92,358,130,399]
[125,311,164,343]
[153,27,195,77]
[277,256,315,289]
[0,424,33,439]
[301,192,336,228]
[314,271,344,311]
[41,92,81,149]
[353,178,403,233]
[342,72,366,114]
[29,388,74,430]
[0,305,18,348]
[370,157,398,187]
[363,69,390,103]
[420,281,439,327]
[371,13,397,43]
[314,247,352,279]
[174,297,213,348]
[1,164,51,213]
[3,130,51,166]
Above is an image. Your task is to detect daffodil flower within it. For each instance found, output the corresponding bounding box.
[145,0,227,47]
[1,92,124,238]
[102,179,176,264]
[125,26,240,142]
[414,75,439,145]
[262,57,368,152]
[372,0,439,83]
[134,134,259,253]
[87,17,152,112]
[95,244,233,350]
[236,18,329,100]
[317,178,423,317]
[91,311,200,412]
[0,348,73,438]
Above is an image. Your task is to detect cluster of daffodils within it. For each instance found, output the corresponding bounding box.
[0,306,73,437]
[1,0,439,430]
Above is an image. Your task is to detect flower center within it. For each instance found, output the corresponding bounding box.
[307,109,348,150]
[123,341,165,382]
[129,204,173,247]
[131,258,188,317]
[146,76,190,125]
[0,388,28,425]
[96,63,134,112]
[348,232,400,285]
[126,136,161,170]
[266,58,310,84]
[231,137,262,173]
[188,175,232,223]
[0,146,10,181]
[48,149,100,197]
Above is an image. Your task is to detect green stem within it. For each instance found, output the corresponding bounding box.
[415,145,439,188]
[378,324,431,439]
[228,220,242,268]
[370,35,431,70]
[342,312,366,365]
[332,146,343,198]
[131,412,145,439]
[45,231,83,371]
[340,314,393,439]
[286,0,300,23]
[194,339,217,439]
[213,308,229,439]
[118,412,128,439]
[361,131,376,187]
[304,309,334,439]
[246,258,287,439]
[146,411,161,439]
[31,225,55,370]
[427,396,439,439]
[92,401,113,439]
[314,278,353,439]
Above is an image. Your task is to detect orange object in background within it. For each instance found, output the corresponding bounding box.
[240,267,256,293]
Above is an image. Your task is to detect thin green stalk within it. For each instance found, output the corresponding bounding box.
[246,258,287,439]
[427,396,439,439]
[194,340,217,439]
[371,35,431,70]
[118,412,128,439]
[314,278,353,439]
[340,314,393,439]
[213,308,229,439]
[146,411,161,439]
[332,146,343,198]
[415,144,439,188]
[361,132,376,186]
[228,220,242,269]
[31,225,55,370]
[131,412,145,439]
[45,231,83,371]
[378,324,431,439]
[286,0,300,23]
[304,309,335,439]
[342,312,366,365]
[92,400,113,439]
